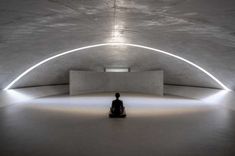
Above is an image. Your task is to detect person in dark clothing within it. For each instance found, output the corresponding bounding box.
[109,93,126,118]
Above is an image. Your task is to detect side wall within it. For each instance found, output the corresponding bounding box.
[0,85,69,108]
[164,85,235,110]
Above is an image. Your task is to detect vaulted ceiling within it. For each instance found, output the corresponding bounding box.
[0,0,235,90]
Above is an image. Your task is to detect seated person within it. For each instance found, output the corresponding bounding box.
[109,93,126,117]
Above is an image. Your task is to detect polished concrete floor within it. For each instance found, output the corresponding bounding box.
[1,93,235,156]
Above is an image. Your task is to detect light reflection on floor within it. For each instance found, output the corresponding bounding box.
[24,93,214,117]
[1,93,235,156]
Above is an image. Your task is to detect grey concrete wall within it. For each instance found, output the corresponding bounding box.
[70,71,163,96]
[164,85,224,99]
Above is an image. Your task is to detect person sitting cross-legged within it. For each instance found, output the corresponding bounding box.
[109,93,126,118]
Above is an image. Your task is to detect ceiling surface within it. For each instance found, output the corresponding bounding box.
[0,0,235,90]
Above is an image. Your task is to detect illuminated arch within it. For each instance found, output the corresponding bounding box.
[3,43,231,91]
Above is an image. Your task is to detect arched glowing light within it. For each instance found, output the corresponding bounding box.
[3,43,231,91]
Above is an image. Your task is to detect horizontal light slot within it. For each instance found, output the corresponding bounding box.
[105,68,130,72]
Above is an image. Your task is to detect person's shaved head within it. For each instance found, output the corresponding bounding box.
[115,93,120,98]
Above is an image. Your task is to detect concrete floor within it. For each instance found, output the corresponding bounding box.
[1,93,235,156]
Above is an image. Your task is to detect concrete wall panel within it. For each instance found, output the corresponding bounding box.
[70,71,163,95]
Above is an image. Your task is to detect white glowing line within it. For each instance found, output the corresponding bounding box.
[3,43,231,91]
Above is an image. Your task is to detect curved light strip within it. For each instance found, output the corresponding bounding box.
[3,43,231,91]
